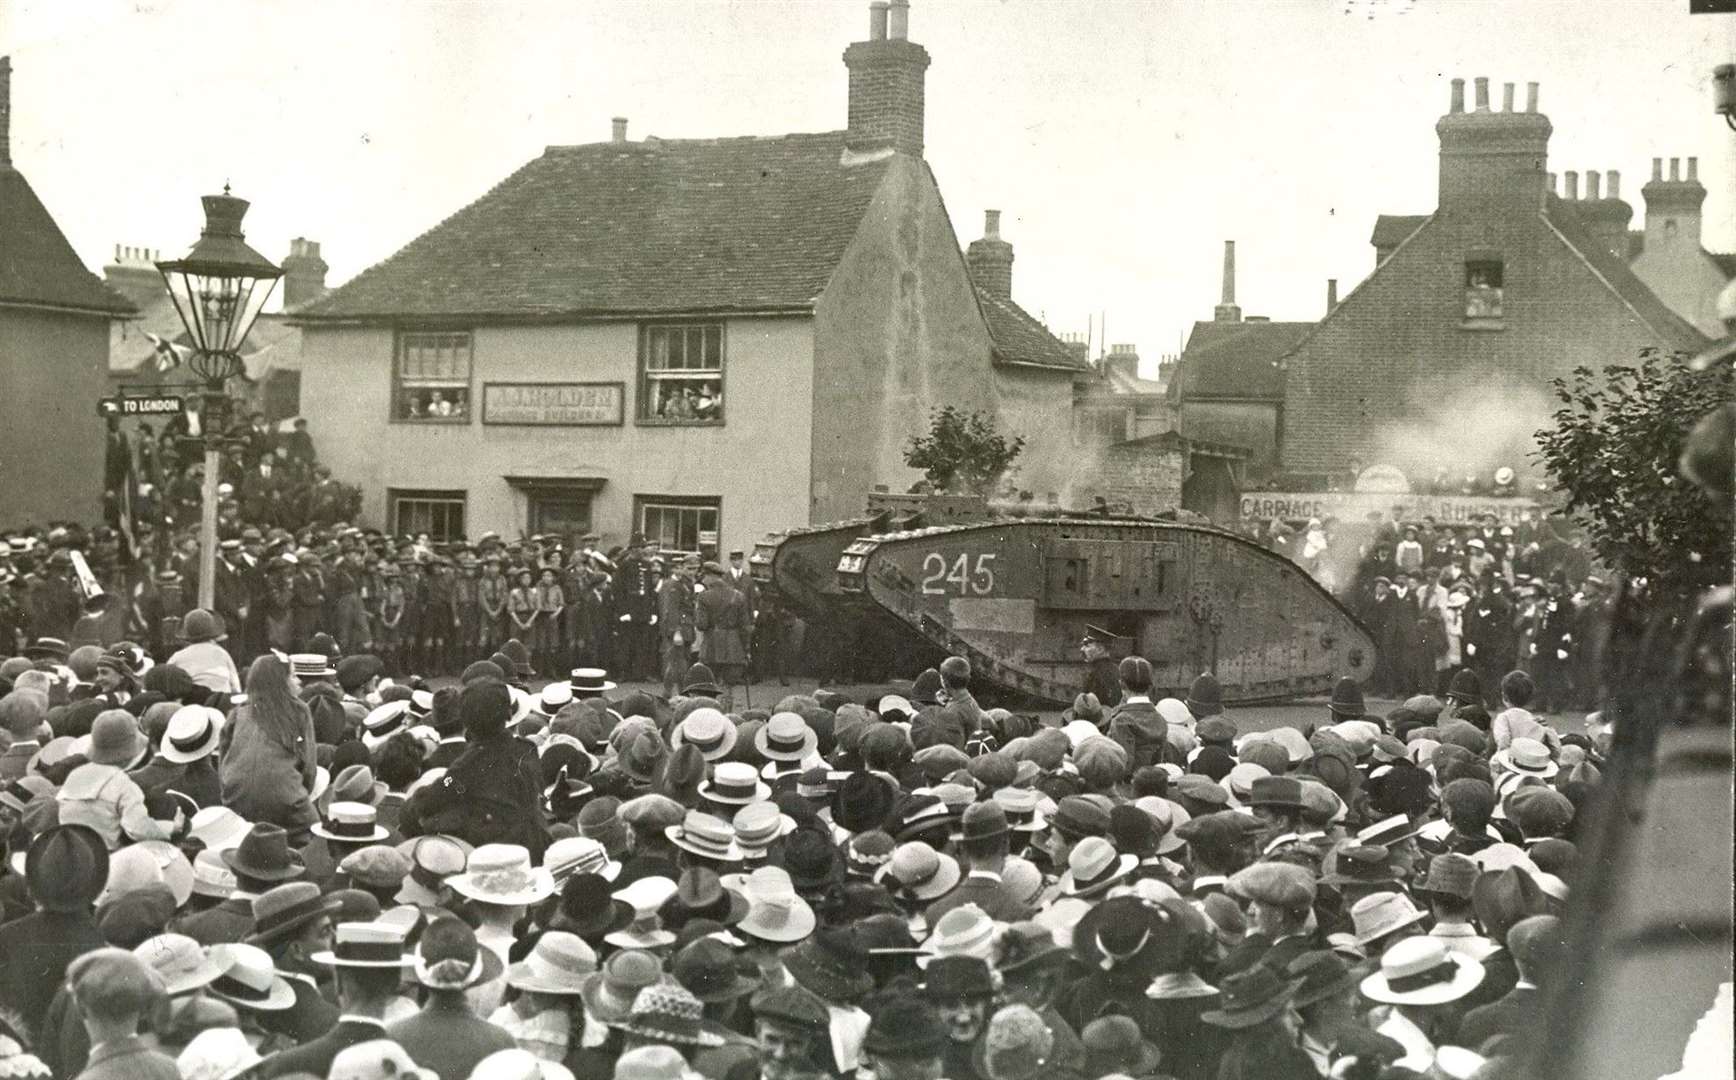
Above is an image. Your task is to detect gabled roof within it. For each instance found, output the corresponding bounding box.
[1174,319,1314,400]
[1371,214,1429,251]
[297,131,893,322]
[0,168,135,317]
[976,288,1090,372]
[1543,196,1707,353]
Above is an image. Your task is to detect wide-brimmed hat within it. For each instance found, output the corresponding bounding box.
[1493,737,1559,778]
[672,936,760,1003]
[1287,950,1366,1008]
[103,840,194,909]
[1059,836,1138,897]
[247,881,344,945]
[1359,935,1485,1006]
[310,920,415,967]
[923,904,998,964]
[1200,964,1304,1029]
[609,982,725,1047]
[732,866,816,944]
[581,948,664,1023]
[1081,1015,1161,1078]
[160,705,225,764]
[505,930,595,995]
[206,942,295,1011]
[568,667,616,694]
[1349,891,1427,946]
[82,709,150,768]
[176,1026,262,1080]
[24,636,70,661]
[134,932,226,995]
[660,867,749,929]
[1071,895,1190,977]
[875,841,961,901]
[605,876,680,950]
[436,844,550,908]
[619,730,668,784]
[221,824,305,883]
[311,801,390,845]
[755,712,817,762]
[784,927,874,1004]
[553,872,634,939]
[665,811,744,863]
[671,708,736,762]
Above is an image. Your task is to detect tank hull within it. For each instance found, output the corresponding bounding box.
[837,518,1376,706]
[748,516,889,619]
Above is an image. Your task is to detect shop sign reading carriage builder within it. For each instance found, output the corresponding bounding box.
[481,382,624,426]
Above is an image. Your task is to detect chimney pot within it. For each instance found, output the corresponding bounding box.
[1546,171,1556,194]
[1607,170,1620,199]
[1564,171,1578,200]
[983,209,1001,239]
[1652,157,1663,181]
[887,0,908,40]
[1502,82,1515,111]
[611,116,628,143]
[1449,78,1465,113]
[1586,170,1600,200]
[1326,278,1339,312]
[1473,76,1490,111]
[1687,157,1698,181]
[1669,157,1680,181]
[869,1,888,40]
[1526,81,1539,112]
[1214,240,1241,323]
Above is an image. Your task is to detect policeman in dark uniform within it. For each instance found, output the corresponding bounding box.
[612,534,660,681]
[1080,624,1121,708]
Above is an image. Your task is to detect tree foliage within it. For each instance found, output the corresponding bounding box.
[904,406,1026,495]
[1533,347,1733,599]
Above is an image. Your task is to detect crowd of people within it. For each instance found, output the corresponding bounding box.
[0,581,1656,1080]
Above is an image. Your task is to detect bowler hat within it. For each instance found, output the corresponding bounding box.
[959,800,1010,842]
[673,936,759,1003]
[919,954,995,999]
[26,824,109,912]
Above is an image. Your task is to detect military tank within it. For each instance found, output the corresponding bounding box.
[753,494,1376,706]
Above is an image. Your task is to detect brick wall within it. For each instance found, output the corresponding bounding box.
[1282,207,1687,476]
[1082,441,1186,516]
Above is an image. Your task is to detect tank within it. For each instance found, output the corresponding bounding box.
[748,515,890,620]
[830,516,1376,706]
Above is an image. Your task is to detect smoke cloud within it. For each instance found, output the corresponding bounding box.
[1364,372,1557,485]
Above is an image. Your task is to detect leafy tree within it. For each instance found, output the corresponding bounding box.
[904,406,1026,495]
[1533,347,1733,600]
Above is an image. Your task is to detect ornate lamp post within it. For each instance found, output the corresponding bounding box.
[156,188,282,610]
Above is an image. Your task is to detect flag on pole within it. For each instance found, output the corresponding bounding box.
[144,331,193,372]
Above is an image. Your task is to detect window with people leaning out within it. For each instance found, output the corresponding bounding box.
[1463,259,1504,322]
[639,323,723,423]
[395,331,473,421]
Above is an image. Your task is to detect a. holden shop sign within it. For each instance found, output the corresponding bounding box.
[1239,491,1543,525]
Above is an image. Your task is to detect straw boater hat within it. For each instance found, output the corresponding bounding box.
[699,761,770,806]
[447,844,556,907]
[568,668,617,695]
[672,708,737,761]
[732,802,796,857]
[665,811,744,863]
[312,802,391,844]
[310,921,415,967]
[361,702,413,751]
[1493,737,1559,779]
[755,713,818,763]
[290,653,336,680]
[544,836,619,883]
[160,705,225,764]
[206,943,296,1011]
[1359,935,1485,1006]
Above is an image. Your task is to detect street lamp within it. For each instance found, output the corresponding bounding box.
[156,187,282,611]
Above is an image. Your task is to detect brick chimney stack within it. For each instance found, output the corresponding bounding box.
[1213,240,1241,323]
[281,238,329,309]
[1,56,11,168]
[102,245,168,310]
[1641,153,1707,253]
[1575,167,1634,260]
[1326,278,1338,313]
[1105,343,1140,383]
[1436,74,1552,216]
[611,117,628,143]
[966,209,1014,301]
[843,0,929,158]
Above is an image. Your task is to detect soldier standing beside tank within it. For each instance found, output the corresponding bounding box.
[1079,625,1121,710]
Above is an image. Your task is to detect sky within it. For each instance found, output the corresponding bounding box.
[5,0,1731,370]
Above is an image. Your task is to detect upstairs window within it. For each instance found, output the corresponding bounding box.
[640,324,724,424]
[1464,260,1504,323]
[395,331,473,421]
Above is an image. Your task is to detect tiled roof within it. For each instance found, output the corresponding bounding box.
[1544,196,1707,354]
[0,168,135,316]
[297,131,893,321]
[976,288,1090,372]
[1174,319,1314,400]
[1371,214,1429,251]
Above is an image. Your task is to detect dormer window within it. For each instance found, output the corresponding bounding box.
[1463,258,1504,328]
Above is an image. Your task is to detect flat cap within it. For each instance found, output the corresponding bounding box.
[1229,861,1317,909]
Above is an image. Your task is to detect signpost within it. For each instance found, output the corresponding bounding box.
[96,393,184,418]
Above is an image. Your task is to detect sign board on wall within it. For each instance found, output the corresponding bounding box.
[482,383,624,426]
[1238,491,1543,525]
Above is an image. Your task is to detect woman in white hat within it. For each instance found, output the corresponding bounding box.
[1359,935,1486,1073]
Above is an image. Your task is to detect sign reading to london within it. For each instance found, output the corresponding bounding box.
[482,383,624,426]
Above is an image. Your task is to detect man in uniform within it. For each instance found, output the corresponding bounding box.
[614,535,661,681]
[657,556,698,699]
[1080,625,1121,709]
